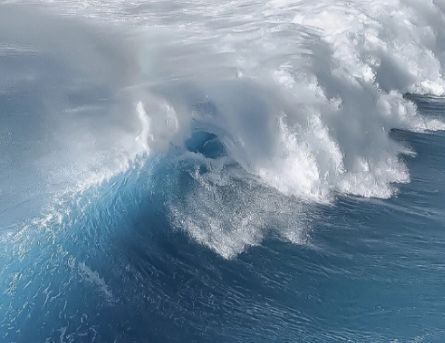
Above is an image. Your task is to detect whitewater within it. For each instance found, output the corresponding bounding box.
[0,0,445,342]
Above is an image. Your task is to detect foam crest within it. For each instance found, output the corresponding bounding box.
[2,1,445,257]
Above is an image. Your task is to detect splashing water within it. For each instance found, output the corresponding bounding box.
[1,1,445,342]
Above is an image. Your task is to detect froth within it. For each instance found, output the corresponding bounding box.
[168,156,309,259]
[2,0,445,258]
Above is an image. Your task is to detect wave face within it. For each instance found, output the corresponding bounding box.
[1,1,445,342]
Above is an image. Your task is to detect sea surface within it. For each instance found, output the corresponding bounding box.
[1,1,445,342]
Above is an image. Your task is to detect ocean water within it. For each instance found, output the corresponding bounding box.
[0,1,445,342]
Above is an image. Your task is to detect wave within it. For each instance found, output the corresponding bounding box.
[1,1,445,257]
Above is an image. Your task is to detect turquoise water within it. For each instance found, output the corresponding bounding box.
[1,2,445,342]
[1,96,444,342]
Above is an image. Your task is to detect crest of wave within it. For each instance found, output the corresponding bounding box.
[2,0,445,257]
[113,0,445,201]
[131,0,445,256]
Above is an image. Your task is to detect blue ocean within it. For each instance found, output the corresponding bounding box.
[1,2,445,342]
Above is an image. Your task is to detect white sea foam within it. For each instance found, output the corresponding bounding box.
[1,1,445,257]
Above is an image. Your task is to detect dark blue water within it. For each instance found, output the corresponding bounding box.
[0,96,444,343]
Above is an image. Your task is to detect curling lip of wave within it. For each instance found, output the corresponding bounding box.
[3,0,444,201]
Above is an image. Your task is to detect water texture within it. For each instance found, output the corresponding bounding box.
[0,1,445,342]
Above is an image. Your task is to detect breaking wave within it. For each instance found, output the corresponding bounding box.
[1,0,445,258]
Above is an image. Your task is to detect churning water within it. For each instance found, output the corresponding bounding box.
[1,1,445,342]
